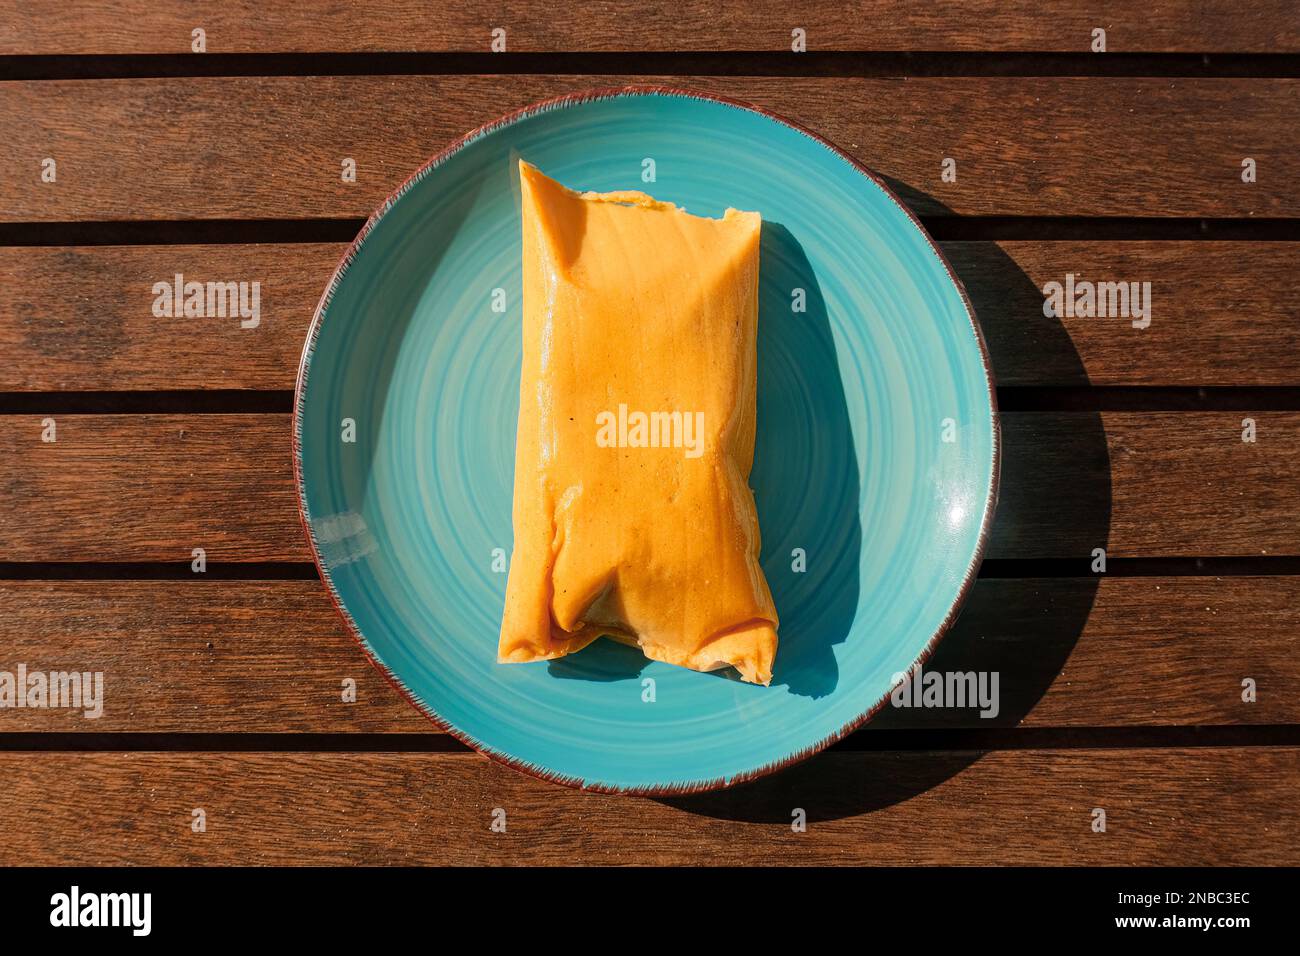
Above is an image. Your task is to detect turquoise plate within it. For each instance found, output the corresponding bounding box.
[294,86,999,793]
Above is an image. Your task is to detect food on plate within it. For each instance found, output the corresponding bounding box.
[498,162,778,685]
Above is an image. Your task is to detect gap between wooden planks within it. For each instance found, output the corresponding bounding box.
[0,749,1295,865]
[0,577,1295,732]
[3,76,1298,220]
[2,242,1298,391]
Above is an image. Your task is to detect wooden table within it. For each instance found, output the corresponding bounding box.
[1,2,1297,866]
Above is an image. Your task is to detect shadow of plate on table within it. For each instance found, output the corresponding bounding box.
[659,189,1112,823]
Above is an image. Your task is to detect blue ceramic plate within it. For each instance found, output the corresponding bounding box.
[294,87,999,793]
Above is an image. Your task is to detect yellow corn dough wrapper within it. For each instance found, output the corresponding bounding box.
[498,162,779,685]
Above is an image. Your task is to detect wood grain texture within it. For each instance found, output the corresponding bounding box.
[954,241,1300,387]
[0,2,1294,874]
[0,244,340,391]
[0,749,1294,864]
[0,414,300,562]
[991,411,1300,558]
[0,579,424,732]
[5,241,1298,391]
[1,1,1296,53]
[2,412,1296,561]
[3,76,1295,220]
[0,576,1294,731]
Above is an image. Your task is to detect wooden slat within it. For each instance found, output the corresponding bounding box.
[5,241,1298,391]
[0,244,339,391]
[875,575,1300,728]
[0,576,1294,732]
[3,76,1296,220]
[2,412,1296,561]
[0,414,300,562]
[0,579,423,732]
[955,241,1300,387]
[1,1,1295,54]
[992,411,1300,558]
[1,749,1294,864]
